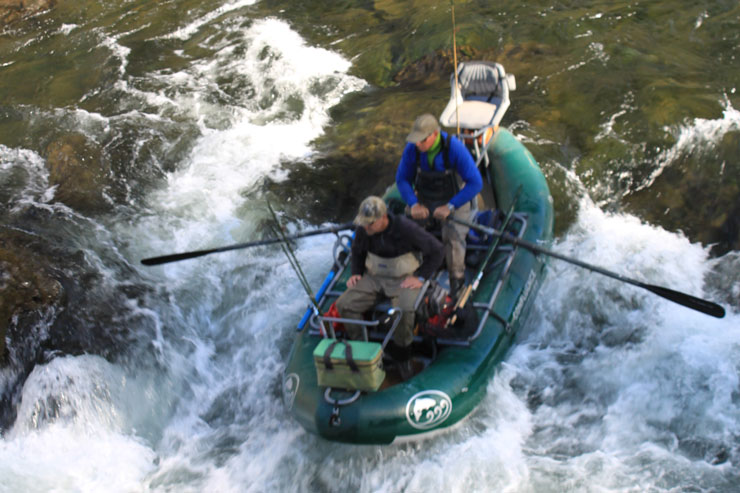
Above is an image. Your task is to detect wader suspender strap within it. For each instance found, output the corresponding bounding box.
[323,340,360,373]
[413,134,459,208]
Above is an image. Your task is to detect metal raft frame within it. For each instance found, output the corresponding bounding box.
[301,213,529,350]
[436,213,528,347]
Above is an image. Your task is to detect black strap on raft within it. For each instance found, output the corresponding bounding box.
[323,340,359,373]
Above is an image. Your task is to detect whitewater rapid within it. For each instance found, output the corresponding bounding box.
[1,4,738,493]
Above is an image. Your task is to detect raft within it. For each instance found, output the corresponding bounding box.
[282,62,554,444]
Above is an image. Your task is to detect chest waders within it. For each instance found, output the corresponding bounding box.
[414,134,460,211]
[365,252,420,278]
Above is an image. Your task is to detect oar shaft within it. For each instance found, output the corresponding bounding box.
[141,222,354,266]
[451,217,725,319]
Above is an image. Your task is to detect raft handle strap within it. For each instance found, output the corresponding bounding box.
[323,340,360,373]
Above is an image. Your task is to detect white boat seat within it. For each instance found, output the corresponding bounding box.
[439,61,515,131]
[441,100,500,129]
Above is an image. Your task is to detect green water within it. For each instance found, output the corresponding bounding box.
[2,0,739,251]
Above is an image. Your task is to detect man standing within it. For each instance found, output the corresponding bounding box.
[395,113,483,298]
[336,196,443,378]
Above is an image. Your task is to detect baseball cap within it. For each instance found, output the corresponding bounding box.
[406,113,440,143]
[353,196,387,226]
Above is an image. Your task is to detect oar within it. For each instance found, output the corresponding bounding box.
[141,222,354,266]
[450,217,726,319]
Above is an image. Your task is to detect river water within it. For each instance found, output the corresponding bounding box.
[1,1,739,492]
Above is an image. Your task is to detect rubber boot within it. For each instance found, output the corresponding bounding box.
[396,345,414,381]
[449,277,465,301]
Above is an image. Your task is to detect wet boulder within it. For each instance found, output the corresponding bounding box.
[45,133,111,213]
[393,46,485,86]
[626,131,740,257]
[0,226,144,429]
[0,229,62,429]
[0,229,64,365]
[0,0,56,25]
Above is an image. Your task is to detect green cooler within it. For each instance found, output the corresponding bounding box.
[313,339,385,392]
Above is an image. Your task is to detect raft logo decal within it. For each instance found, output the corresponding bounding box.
[511,270,537,324]
[283,373,299,410]
[405,390,452,430]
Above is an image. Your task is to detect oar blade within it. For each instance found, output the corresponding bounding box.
[450,216,726,319]
[644,284,725,318]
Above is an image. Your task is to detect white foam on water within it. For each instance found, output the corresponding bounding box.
[125,17,364,269]
[501,198,739,490]
[640,98,740,190]
[138,233,344,492]
[0,145,52,210]
[355,370,534,493]
[164,0,260,41]
[1,355,159,492]
[99,13,368,493]
[0,426,156,493]
[595,92,635,144]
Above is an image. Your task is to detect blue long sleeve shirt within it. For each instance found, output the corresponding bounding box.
[395,131,483,209]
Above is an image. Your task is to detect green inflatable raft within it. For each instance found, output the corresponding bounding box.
[282,62,554,444]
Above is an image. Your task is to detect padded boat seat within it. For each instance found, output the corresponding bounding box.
[439,61,514,130]
[440,100,499,129]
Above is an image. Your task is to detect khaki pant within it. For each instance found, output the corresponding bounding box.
[406,202,470,281]
[335,274,420,347]
[442,202,471,281]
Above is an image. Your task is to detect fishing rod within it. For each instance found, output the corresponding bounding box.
[451,0,460,136]
[450,217,726,319]
[266,203,333,337]
[267,203,317,307]
[449,187,522,325]
[140,222,354,266]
